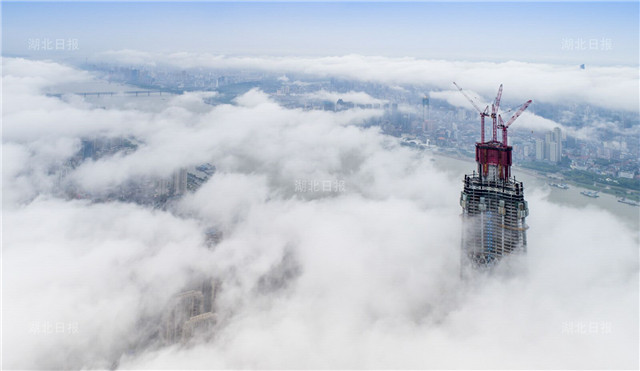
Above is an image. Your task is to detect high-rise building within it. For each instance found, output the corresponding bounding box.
[535,128,563,163]
[162,278,218,344]
[164,290,204,343]
[553,127,563,161]
[545,131,554,144]
[173,168,188,196]
[535,139,545,161]
[544,131,553,160]
[549,142,559,163]
[155,178,171,197]
[457,83,530,269]
[182,312,216,341]
[422,94,431,133]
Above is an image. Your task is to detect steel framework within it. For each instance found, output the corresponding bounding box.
[460,173,528,268]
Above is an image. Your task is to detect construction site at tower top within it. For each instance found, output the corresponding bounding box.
[455,82,531,268]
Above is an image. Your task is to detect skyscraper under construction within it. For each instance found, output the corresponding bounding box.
[454,83,531,269]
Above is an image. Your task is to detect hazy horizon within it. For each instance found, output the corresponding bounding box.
[3,1,639,66]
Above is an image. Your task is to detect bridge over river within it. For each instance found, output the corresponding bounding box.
[46,90,180,98]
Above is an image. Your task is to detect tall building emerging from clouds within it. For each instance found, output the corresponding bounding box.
[163,279,218,344]
[455,83,531,269]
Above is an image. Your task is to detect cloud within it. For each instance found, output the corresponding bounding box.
[2,57,638,369]
[117,190,638,369]
[303,89,387,105]
[97,51,640,112]
[431,89,563,132]
[428,88,626,140]
[168,91,219,113]
[3,198,214,369]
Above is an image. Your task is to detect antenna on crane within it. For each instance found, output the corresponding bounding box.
[453,82,490,143]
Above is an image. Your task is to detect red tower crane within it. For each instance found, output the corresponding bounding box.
[454,82,533,181]
[498,99,532,146]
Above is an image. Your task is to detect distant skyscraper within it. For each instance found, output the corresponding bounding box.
[535,139,545,161]
[544,131,553,160]
[536,128,562,163]
[173,168,188,196]
[156,178,171,197]
[182,312,216,341]
[549,142,559,163]
[422,94,430,132]
[163,278,218,344]
[553,127,563,161]
[457,83,530,270]
[164,290,204,343]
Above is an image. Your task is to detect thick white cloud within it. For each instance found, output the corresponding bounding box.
[2,57,638,370]
[3,198,214,369]
[98,51,640,112]
[117,190,638,369]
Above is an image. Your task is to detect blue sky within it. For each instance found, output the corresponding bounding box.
[2,1,638,65]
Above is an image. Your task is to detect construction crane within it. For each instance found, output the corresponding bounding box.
[491,84,503,142]
[453,82,489,143]
[498,99,532,146]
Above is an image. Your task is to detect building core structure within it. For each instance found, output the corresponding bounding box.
[454,83,531,269]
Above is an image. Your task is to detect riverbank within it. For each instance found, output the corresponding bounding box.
[519,163,640,202]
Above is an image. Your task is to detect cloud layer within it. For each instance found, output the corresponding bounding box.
[2,57,638,369]
[98,51,640,112]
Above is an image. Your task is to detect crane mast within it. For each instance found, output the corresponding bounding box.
[491,84,503,142]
